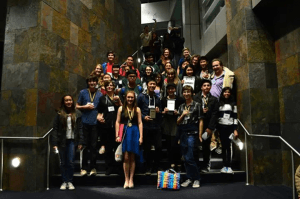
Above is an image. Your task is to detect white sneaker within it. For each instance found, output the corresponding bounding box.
[67,182,75,190]
[90,168,97,176]
[227,167,234,174]
[221,167,227,173]
[192,180,200,188]
[60,182,67,190]
[181,179,192,187]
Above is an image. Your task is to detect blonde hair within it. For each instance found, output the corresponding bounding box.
[166,68,180,85]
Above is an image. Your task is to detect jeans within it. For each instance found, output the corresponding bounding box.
[59,139,75,183]
[82,124,98,170]
[202,134,212,168]
[180,133,201,181]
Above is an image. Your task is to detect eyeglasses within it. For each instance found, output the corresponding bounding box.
[128,76,136,78]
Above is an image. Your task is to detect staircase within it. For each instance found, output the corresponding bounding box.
[50,135,245,187]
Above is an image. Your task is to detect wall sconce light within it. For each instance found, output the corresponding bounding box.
[11,157,21,168]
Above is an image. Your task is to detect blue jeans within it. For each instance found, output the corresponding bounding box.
[59,139,75,183]
[180,133,201,181]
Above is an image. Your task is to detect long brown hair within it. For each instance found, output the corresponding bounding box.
[160,48,172,65]
[90,64,103,85]
[58,95,76,130]
[166,68,180,85]
[123,91,137,118]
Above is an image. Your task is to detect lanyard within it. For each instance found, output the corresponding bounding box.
[202,95,208,106]
[148,95,155,108]
[88,90,96,103]
[105,95,114,106]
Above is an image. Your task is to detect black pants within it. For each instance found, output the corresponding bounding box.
[218,125,233,167]
[143,128,162,170]
[101,127,118,169]
[202,134,212,169]
[165,135,181,165]
[82,124,98,170]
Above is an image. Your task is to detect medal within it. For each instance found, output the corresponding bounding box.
[127,107,134,127]
[128,122,132,127]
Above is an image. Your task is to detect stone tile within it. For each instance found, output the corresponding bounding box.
[278,88,285,123]
[245,7,263,30]
[2,62,38,90]
[52,9,70,40]
[265,63,278,88]
[38,62,51,91]
[6,0,39,31]
[247,30,276,63]
[9,89,26,126]
[227,6,245,45]
[282,83,300,123]
[42,0,67,15]
[28,27,41,62]
[281,122,300,153]
[70,22,79,45]
[235,63,249,92]
[81,5,90,32]
[0,91,12,126]
[80,0,92,9]
[250,88,280,124]
[249,63,266,89]
[66,0,82,27]
[65,41,80,74]
[3,31,15,65]
[277,54,300,88]
[78,28,91,53]
[49,67,69,93]
[14,29,29,63]
[237,89,252,132]
[105,0,114,15]
[41,2,53,31]
[25,89,37,126]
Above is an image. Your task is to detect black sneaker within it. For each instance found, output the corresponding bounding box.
[105,167,113,176]
[145,168,152,175]
[200,167,210,173]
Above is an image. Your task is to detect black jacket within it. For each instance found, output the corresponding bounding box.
[51,110,84,147]
[193,92,219,131]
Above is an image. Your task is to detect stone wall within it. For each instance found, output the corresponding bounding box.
[0,0,141,191]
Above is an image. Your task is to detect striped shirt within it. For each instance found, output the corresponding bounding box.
[218,103,238,129]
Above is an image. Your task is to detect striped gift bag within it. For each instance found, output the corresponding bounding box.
[157,169,180,190]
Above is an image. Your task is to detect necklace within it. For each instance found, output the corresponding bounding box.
[127,107,134,127]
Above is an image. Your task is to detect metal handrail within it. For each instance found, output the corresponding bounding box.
[238,119,298,199]
[0,128,53,191]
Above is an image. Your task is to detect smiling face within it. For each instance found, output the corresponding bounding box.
[105,82,115,92]
[95,65,102,76]
[212,61,223,74]
[155,74,162,84]
[126,57,134,67]
[127,74,137,84]
[147,81,156,92]
[201,82,211,94]
[167,71,175,80]
[107,53,114,62]
[146,56,154,63]
[223,89,231,99]
[183,89,192,100]
[165,62,172,71]
[88,79,97,89]
[64,96,73,108]
[103,74,111,82]
[164,49,170,58]
[192,57,199,66]
[200,59,208,69]
[145,66,152,76]
[183,50,189,58]
[186,67,194,76]
[126,92,135,105]
[167,86,176,96]
[112,67,119,75]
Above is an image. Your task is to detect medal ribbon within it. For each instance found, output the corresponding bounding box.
[88,90,96,103]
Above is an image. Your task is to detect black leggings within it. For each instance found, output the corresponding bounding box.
[218,125,234,167]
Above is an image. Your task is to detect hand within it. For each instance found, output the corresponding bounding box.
[182,110,189,116]
[181,80,184,84]
[121,64,126,69]
[174,109,178,115]
[155,107,160,113]
[199,135,203,143]
[163,107,169,114]
[115,88,121,95]
[203,107,208,113]
[97,114,105,123]
[178,140,180,145]
[78,145,83,150]
[53,146,58,150]
[139,137,143,145]
[116,137,121,143]
[234,130,238,139]
[144,116,153,121]
[206,128,212,137]
[86,104,95,110]
[113,96,120,102]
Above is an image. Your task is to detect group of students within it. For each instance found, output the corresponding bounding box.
[51,49,239,190]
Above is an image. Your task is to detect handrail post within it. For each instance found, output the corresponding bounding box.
[291,150,295,199]
[245,131,249,185]
[0,139,3,191]
[47,136,50,190]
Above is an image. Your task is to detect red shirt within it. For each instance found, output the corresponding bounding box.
[106,62,113,75]
[119,66,141,78]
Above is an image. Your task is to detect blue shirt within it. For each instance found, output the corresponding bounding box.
[77,89,102,125]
